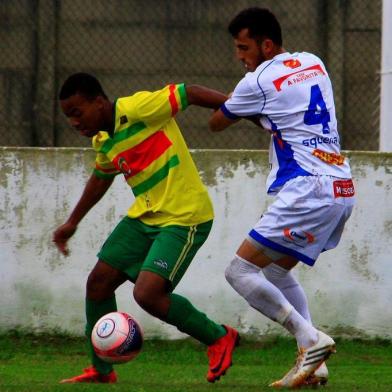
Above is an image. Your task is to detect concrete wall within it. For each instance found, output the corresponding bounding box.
[1,148,392,339]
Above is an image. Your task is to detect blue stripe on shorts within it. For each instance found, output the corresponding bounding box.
[249,229,316,266]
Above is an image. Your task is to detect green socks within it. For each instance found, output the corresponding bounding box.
[85,296,117,375]
[166,293,226,345]
[85,292,225,373]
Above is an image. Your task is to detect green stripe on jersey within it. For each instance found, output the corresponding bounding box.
[100,122,147,154]
[178,84,188,110]
[133,155,180,196]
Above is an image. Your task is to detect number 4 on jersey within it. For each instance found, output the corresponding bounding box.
[304,84,330,134]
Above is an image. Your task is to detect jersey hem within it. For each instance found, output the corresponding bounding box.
[221,103,239,120]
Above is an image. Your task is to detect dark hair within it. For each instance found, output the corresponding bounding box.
[59,72,108,100]
[228,7,282,46]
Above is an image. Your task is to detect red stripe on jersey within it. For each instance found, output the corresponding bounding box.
[113,130,172,179]
[168,84,179,116]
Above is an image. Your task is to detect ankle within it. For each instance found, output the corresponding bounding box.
[283,309,318,348]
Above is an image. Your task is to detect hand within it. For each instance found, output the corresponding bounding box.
[52,222,77,256]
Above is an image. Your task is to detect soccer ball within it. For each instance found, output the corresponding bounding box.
[91,311,143,364]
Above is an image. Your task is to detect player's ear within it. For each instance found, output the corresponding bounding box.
[261,38,274,55]
[95,95,106,108]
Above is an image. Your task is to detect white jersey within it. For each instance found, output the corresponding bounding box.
[223,52,352,194]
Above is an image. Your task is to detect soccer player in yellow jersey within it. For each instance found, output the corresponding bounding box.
[53,73,239,384]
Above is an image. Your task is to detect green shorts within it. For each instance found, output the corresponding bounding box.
[97,217,213,289]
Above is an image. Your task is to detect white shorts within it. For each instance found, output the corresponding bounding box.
[248,175,355,266]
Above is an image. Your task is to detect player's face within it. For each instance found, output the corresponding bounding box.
[234,28,267,72]
[60,93,105,138]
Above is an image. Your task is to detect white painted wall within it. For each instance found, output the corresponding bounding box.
[380,0,392,151]
[1,148,392,339]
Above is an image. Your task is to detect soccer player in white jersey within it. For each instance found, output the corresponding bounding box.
[209,7,355,389]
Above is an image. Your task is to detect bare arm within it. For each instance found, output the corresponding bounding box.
[209,108,239,132]
[185,84,228,110]
[53,173,114,255]
[209,108,263,132]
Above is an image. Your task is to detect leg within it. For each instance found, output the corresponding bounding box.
[263,261,312,323]
[86,259,129,302]
[132,270,170,319]
[60,260,128,384]
[226,239,318,346]
[134,221,239,383]
[226,240,335,388]
[135,222,227,345]
[133,270,239,383]
[262,257,329,385]
[133,270,225,344]
[86,260,129,372]
[244,237,313,330]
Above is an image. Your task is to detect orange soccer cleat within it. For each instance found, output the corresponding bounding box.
[59,366,117,384]
[206,325,240,383]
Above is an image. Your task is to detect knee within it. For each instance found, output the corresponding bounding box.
[86,271,101,296]
[86,271,113,300]
[262,263,296,288]
[225,256,260,292]
[133,284,154,312]
[225,258,237,286]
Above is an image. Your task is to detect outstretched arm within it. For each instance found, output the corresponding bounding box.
[209,108,263,132]
[53,173,114,255]
[209,108,239,132]
[185,84,228,110]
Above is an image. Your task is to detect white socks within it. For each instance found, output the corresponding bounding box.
[225,256,293,323]
[262,263,312,323]
[225,256,318,348]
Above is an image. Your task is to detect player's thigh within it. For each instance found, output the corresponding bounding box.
[249,176,354,266]
[97,217,152,282]
[323,202,354,251]
[87,260,129,300]
[142,220,213,290]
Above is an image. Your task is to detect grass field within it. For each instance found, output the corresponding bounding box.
[0,332,391,391]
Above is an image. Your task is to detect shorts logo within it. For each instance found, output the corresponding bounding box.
[333,179,355,198]
[283,228,315,248]
[153,259,168,270]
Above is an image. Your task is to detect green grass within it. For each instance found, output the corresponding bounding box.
[0,332,391,391]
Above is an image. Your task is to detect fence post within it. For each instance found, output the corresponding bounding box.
[32,0,57,146]
[325,0,345,140]
[380,0,392,151]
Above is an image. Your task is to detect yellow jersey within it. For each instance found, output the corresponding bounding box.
[92,83,214,227]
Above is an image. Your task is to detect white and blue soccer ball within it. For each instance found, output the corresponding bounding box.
[91,311,143,364]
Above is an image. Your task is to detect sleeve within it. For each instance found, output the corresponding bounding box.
[93,152,120,179]
[222,76,264,118]
[133,83,188,126]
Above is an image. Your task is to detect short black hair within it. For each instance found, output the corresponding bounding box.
[228,7,282,46]
[59,72,108,100]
